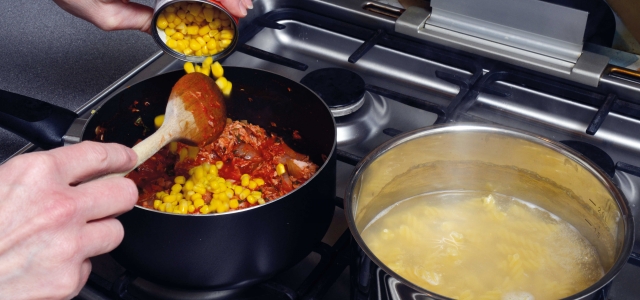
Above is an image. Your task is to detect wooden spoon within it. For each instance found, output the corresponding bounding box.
[110,72,227,177]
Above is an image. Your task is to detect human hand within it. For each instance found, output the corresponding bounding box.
[218,0,254,18]
[53,0,154,33]
[53,0,253,34]
[0,141,138,299]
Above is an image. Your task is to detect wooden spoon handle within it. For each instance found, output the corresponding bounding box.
[130,126,173,169]
[96,126,173,179]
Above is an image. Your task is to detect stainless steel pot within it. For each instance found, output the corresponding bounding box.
[344,123,634,300]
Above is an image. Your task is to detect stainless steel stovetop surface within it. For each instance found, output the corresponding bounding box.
[70,0,640,299]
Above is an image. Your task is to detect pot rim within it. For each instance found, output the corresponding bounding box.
[84,67,338,217]
[344,123,635,300]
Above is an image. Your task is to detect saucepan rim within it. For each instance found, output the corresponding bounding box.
[81,66,338,217]
[344,122,634,300]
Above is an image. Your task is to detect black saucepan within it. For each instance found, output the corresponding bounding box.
[0,67,337,289]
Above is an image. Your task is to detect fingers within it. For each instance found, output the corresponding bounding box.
[80,218,125,258]
[53,0,153,32]
[47,142,137,184]
[236,0,248,17]
[242,0,253,10]
[219,0,250,17]
[97,1,154,32]
[74,176,138,221]
[117,2,154,33]
[70,259,93,298]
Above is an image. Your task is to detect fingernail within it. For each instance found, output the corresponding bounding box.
[246,0,253,9]
[239,2,248,16]
[127,147,138,163]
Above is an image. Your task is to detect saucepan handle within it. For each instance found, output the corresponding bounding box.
[0,90,78,150]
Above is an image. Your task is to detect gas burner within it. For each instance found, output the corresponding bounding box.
[300,68,366,117]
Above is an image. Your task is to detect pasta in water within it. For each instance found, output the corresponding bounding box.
[361,191,604,300]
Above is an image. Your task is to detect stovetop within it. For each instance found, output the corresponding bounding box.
[69,1,640,299]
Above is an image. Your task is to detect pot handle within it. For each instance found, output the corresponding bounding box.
[0,90,78,150]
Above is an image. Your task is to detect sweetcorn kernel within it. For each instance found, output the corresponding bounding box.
[221,81,232,96]
[203,8,214,22]
[241,176,250,187]
[199,26,210,36]
[154,115,165,128]
[171,184,182,192]
[218,193,230,202]
[157,15,168,29]
[194,186,207,195]
[233,185,243,195]
[215,77,228,90]
[183,180,194,192]
[183,62,195,73]
[178,147,189,162]
[188,146,199,158]
[189,39,202,51]
[229,199,239,209]
[239,188,251,200]
[187,25,199,35]
[248,180,257,190]
[210,200,222,210]
[174,176,186,184]
[276,163,286,175]
[169,141,178,153]
[166,38,178,49]
[164,27,176,37]
[190,193,202,201]
[225,188,234,199]
[216,202,230,213]
[163,194,177,203]
[147,148,281,215]
[211,61,224,78]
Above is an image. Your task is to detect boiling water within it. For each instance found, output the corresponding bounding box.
[361,191,604,300]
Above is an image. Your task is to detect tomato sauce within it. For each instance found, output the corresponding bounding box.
[127,120,318,212]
